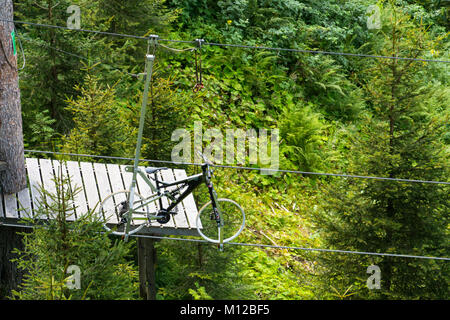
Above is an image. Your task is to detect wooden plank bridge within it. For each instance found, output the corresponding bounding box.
[0,157,200,236]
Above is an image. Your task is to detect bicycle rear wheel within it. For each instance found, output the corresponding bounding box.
[196,198,245,244]
[99,190,149,236]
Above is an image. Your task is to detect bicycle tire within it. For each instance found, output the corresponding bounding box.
[196,198,245,244]
[99,190,149,236]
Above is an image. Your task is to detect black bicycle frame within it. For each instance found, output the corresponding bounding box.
[154,173,201,212]
[154,163,225,249]
[156,164,220,215]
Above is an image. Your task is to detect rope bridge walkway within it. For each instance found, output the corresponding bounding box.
[0,157,199,236]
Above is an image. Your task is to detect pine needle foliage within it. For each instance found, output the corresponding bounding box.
[61,73,137,159]
[10,164,139,300]
[312,3,449,299]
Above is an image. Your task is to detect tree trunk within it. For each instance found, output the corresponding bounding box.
[137,237,157,300]
[47,0,59,121]
[0,226,29,299]
[0,0,26,195]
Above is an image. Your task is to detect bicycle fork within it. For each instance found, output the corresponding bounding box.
[208,184,224,251]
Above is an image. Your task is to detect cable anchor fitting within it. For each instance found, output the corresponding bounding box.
[193,38,205,92]
[137,35,158,80]
[147,34,159,54]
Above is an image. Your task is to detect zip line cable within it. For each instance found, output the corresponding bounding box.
[0,222,448,261]
[2,21,448,263]
[158,42,196,53]
[14,33,447,185]
[6,33,450,185]
[15,34,448,185]
[2,18,450,64]
[24,150,450,185]
[18,33,141,78]
[16,32,196,77]
[203,41,450,63]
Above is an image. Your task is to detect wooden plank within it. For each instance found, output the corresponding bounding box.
[54,160,76,221]
[93,163,114,223]
[39,158,57,219]
[79,162,101,213]
[119,165,133,190]
[39,158,56,194]
[160,169,189,229]
[49,160,62,220]
[26,158,43,219]
[106,163,125,191]
[173,169,200,229]
[66,161,88,219]
[4,193,18,219]
[105,163,126,224]
[155,170,175,228]
[17,186,32,219]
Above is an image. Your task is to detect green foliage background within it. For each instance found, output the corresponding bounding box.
[11,0,449,299]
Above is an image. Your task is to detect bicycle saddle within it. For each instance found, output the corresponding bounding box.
[145,167,168,174]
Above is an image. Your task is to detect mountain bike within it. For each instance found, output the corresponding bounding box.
[99,153,245,249]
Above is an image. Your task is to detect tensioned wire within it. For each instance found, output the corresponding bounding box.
[2,20,448,261]
[16,32,192,78]
[16,34,448,185]
[24,150,450,185]
[1,19,449,64]
[0,222,448,261]
[11,26,450,185]
[18,33,141,77]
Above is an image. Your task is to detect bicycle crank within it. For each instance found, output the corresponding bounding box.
[156,210,177,224]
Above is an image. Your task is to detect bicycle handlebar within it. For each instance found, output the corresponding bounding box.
[196,151,213,165]
[197,151,215,179]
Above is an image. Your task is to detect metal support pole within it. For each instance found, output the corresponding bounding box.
[124,54,155,241]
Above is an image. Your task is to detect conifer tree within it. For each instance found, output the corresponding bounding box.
[14,0,94,134]
[61,73,137,159]
[313,3,449,299]
[11,167,139,300]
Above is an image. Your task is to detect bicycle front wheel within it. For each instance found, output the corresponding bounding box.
[196,198,245,244]
[99,190,149,236]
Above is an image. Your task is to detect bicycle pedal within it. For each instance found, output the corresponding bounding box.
[156,210,171,224]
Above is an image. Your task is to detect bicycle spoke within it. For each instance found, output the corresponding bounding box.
[197,198,245,244]
[99,190,151,236]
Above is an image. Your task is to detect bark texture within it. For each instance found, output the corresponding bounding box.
[0,226,29,299]
[0,0,26,194]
